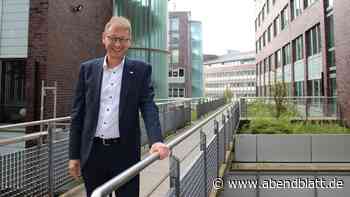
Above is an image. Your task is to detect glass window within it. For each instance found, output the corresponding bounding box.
[173,70,178,77]
[307,25,321,57]
[304,0,317,9]
[173,88,178,97]
[291,0,302,20]
[329,77,336,96]
[170,32,179,48]
[171,49,179,64]
[327,50,335,68]
[179,88,184,97]
[296,81,303,96]
[273,15,280,37]
[275,49,282,67]
[262,5,266,21]
[326,15,334,48]
[326,0,334,10]
[267,0,270,14]
[308,79,322,96]
[281,6,289,30]
[263,31,266,47]
[179,68,184,77]
[293,35,304,61]
[170,17,179,32]
[255,19,257,32]
[168,88,172,97]
[282,44,291,65]
[0,59,26,117]
[258,37,262,51]
[268,25,272,42]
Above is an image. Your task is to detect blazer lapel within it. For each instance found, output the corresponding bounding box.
[92,58,104,132]
[119,57,133,121]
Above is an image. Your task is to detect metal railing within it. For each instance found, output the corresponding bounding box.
[196,97,226,119]
[239,96,339,120]
[91,101,240,197]
[0,117,71,197]
[0,99,223,197]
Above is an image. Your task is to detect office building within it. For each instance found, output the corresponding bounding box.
[254,0,335,97]
[0,0,168,123]
[204,51,256,98]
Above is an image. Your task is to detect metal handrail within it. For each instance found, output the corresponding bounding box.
[0,116,71,130]
[0,131,47,146]
[91,102,235,197]
[241,96,337,99]
[0,99,196,131]
[0,99,197,146]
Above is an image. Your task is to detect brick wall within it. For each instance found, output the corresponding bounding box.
[26,0,113,125]
[334,0,350,126]
[169,12,192,97]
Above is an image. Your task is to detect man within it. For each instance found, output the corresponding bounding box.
[68,16,170,197]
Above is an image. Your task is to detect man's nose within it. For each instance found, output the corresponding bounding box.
[113,40,122,46]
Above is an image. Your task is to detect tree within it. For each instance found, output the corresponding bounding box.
[271,81,287,118]
[223,87,233,103]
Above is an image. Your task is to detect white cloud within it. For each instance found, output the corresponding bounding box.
[169,0,255,55]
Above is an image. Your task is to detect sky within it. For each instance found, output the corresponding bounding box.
[169,0,256,56]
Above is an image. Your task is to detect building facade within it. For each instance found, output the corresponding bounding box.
[254,0,335,98]
[115,0,168,98]
[0,0,168,123]
[204,51,256,98]
[334,0,350,126]
[190,21,204,97]
[168,12,192,98]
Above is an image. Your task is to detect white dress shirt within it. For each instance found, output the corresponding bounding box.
[95,56,124,139]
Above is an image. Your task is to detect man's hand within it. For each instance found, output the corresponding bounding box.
[68,160,81,180]
[150,142,170,160]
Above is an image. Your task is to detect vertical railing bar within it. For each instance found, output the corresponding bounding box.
[169,154,180,197]
[200,129,207,197]
[214,119,219,178]
[222,113,226,163]
[48,123,54,197]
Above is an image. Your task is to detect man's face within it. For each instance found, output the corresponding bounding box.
[102,24,131,60]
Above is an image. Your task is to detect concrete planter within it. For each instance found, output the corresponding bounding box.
[235,134,350,162]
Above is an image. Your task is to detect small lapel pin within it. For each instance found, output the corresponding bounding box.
[129,71,134,74]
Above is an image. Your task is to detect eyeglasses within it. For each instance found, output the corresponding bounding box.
[106,36,130,44]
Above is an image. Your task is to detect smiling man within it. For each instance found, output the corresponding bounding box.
[68,16,170,197]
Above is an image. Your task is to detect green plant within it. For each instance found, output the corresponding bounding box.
[271,82,288,118]
[191,110,197,121]
[223,87,233,103]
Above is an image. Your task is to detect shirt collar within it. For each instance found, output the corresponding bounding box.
[103,56,125,71]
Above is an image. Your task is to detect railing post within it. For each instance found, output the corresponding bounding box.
[226,111,231,147]
[214,119,219,177]
[48,124,55,197]
[221,113,226,159]
[169,154,180,197]
[200,129,208,197]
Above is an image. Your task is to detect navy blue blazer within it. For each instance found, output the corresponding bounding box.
[69,57,163,168]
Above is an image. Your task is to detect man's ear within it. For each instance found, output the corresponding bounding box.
[102,32,106,44]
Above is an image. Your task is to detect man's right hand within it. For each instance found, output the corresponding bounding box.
[68,160,81,180]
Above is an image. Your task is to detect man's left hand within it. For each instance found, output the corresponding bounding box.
[150,142,170,160]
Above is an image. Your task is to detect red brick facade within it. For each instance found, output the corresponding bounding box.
[26,0,113,125]
[254,0,329,97]
[334,0,350,126]
[169,12,192,97]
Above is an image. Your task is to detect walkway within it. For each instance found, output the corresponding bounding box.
[61,109,225,197]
